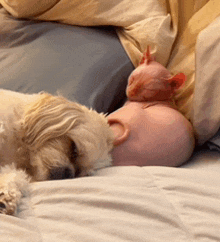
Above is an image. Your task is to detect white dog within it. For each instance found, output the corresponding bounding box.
[0,89,114,215]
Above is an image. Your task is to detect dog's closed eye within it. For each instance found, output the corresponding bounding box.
[49,141,81,180]
[49,166,75,180]
[69,141,82,177]
[70,141,78,161]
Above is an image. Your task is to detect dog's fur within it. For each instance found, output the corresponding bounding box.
[0,89,114,215]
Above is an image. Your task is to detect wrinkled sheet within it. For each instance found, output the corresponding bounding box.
[1,165,220,242]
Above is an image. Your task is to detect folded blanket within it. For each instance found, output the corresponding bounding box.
[0,0,177,67]
[168,0,220,121]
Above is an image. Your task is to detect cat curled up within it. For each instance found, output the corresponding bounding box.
[0,89,114,215]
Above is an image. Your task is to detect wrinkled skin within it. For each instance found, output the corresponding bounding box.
[126,47,185,102]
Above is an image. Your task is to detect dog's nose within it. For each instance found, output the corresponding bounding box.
[49,167,75,180]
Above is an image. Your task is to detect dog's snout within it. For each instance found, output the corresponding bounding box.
[49,167,75,180]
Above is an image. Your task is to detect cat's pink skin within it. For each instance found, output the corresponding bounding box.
[126,46,186,102]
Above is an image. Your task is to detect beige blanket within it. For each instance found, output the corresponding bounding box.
[2,0,217,68]
[1,0,220,144]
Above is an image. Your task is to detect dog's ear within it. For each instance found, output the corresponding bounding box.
[22,93,85,150]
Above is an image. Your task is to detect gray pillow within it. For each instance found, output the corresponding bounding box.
[0,8,134,113]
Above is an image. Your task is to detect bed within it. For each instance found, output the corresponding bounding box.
[1,0,220,241]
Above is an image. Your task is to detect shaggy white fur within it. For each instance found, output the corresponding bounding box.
[0,89,114,215]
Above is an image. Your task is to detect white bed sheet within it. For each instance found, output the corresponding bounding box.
[1,155,220,242]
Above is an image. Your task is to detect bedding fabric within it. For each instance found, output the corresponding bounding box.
[1,0,220,69]
[0,0,178,67]
[192,16,220,145]
[1,166,220,241]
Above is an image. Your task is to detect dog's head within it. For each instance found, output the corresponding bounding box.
[21,93,114,181]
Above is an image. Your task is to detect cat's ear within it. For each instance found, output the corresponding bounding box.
[167,73,186,90]
[139,46,156,65]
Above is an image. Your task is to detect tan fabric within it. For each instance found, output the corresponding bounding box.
[168,0,220,119]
